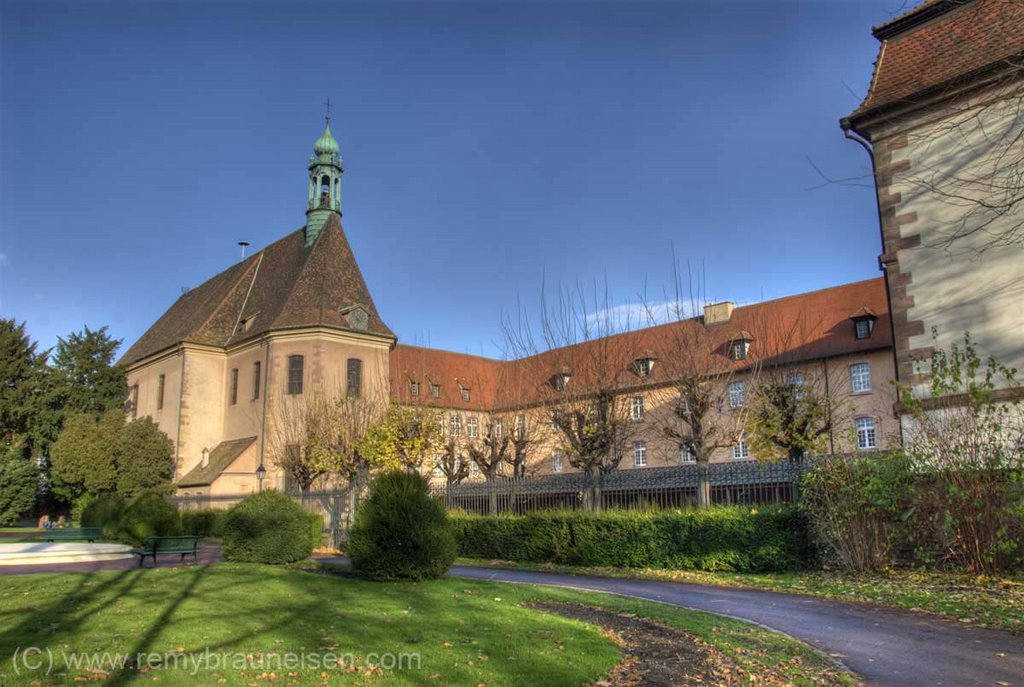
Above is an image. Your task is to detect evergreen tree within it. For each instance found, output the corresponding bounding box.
[0,443,38,526]
[0,319,55,457]
[51,326,127,415]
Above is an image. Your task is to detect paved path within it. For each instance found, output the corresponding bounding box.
[449,565,1024,687]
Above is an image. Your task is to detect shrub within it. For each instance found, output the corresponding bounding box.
[180,509,226,538]
[900,333,1024,572]
[81,493,126,539]
[117,490,181,546]
[349,471,457,580]
[221,490,319,564]
[450,506,814,573]
[800,454,913,571]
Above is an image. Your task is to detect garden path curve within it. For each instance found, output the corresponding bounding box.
[448,564,1024,687]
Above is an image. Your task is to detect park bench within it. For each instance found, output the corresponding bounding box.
[132,536,202,567]
[44,527,102,542]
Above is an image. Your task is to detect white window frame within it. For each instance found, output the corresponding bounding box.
[461,387,470,402]
[680,446,696,463]
[467,416,479,438]
[728,380,746,409]
[856,416,877,450]
[630,396,644,421]
[449,414,462,437]
[732,440,750,460]
[410,381,420,397]
[494,418,504,439]
[787,371,805,400]
[551,450,563,473]
[633,440,647,466]
[850,362,872,393]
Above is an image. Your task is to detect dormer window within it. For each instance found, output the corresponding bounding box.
[409,380,420,397]
[634,356,656,377]
[341,305,369,332]
[460,386,471,403]
[850,307,877,340]
[728,333,753,361]
[551,369,571,392]
[430,383,441,398]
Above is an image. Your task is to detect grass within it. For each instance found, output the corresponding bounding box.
[0,563,854,686]
[458,557,1024,634]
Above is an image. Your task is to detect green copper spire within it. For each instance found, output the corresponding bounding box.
[306,100,344,246]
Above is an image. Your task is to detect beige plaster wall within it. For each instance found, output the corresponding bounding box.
[876,84,1024,398]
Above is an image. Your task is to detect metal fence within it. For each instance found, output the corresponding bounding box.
[171,488,355,549]
[429,459,817,515]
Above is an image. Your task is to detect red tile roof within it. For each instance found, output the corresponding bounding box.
[848,0,1024,123]
[120,215,394,365]
[389,278,892,411]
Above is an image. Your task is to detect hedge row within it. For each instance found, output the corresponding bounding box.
[450,507,815,572]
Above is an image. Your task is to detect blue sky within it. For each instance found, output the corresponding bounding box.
[1,0,898,359]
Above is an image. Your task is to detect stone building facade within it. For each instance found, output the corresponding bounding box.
[842,0,1024,426]
[121,120,898,496]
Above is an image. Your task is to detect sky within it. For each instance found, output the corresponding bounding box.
[0,0,904,360]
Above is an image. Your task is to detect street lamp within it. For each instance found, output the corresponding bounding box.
[256,463,267,493]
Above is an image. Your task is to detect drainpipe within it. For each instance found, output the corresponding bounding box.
[842,121,905,447]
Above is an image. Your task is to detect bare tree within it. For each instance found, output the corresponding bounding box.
[647,263,747,507]
[503,279,643,510]
[435,436,469,487]
[265,375,388,493]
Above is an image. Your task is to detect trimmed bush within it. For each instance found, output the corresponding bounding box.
[349,471,457,581]
[81,493,126,539]
[117,490,181,546]
[450,507,814,573]
[221,490,319,564]
[180,509,226,538]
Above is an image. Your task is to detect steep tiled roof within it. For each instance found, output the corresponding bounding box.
[389,278,892,411]
[120,215,394,366]
[177,436,256,487]
[848,0,1024,123]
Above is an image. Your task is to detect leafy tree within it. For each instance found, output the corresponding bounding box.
[358,403,440,472]
[0,443,38,526]
[49,411,120,500]
[116,416,174,497]
[0,319,55,456]
[51,326,127,415]
[745,369,835,461]
[49,410,174,500]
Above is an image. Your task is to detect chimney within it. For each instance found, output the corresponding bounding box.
[703,301,734,326]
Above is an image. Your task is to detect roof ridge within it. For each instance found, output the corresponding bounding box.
[394,343,504,363]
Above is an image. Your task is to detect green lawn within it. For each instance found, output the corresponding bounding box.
[0,564,853,686]
[458,558,1024,634]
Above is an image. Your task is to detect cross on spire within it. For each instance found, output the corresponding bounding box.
[324,97,332,124]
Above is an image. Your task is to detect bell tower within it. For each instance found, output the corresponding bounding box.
[305,101,343,246]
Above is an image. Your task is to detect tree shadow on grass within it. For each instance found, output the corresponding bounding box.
[2,565,619,686]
